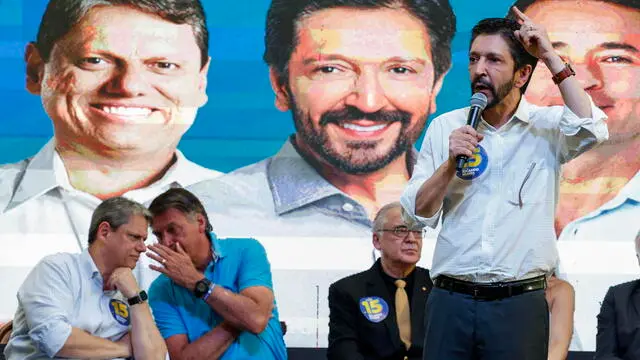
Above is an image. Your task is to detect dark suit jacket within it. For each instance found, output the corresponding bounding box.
[595,279,640,360]
[327,259,432,360]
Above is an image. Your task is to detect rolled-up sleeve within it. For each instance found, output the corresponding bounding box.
[19,258,74,357]
[558,95,609,163]
[400,118,446,229]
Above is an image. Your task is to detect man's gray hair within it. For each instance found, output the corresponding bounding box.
[372,202,405,235]
[88,197,152,245]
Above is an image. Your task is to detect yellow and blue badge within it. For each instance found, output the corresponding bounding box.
[359,296,389,323]
[456,144,489,180]
[109,299,130,326]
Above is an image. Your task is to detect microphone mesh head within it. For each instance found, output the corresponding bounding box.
[470,92,488,109]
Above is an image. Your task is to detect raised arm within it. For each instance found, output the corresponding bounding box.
[107,267,167,360]
[149,240,275,335]
[148,276,238,360]
[17,258,129,359]
[511,6,591,118]
[402,119,483,223]
[511,6,608,161]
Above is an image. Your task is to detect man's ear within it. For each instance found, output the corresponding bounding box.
[25,42,45,95]
[196,56,211,107]
[372,232,382,251]
[515,64,533,90]
[97,221,111,242]
[196,213,207,233]
[269,67,290,112]
[428,70,448,115]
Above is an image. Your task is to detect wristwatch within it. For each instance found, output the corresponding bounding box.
[193,278,213,299]
[127,290,148,306]
[552,62,575,85]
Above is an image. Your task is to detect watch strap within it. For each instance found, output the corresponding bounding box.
[127,290,148,306]
[552,63,575,85]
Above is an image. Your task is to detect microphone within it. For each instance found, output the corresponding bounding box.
[456,92,488,170]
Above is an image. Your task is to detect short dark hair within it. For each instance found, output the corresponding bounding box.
[470,18,537,93]
[148,188,213,233]
[34,0,209,68]
[509,0,640,13]
[264,0,456,86]
[88,197,151,245]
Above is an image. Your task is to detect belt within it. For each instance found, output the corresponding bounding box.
[434,275,546,300]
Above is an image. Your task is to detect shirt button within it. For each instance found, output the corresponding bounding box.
[342,203,354,212]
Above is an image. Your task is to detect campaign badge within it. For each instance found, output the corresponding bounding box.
[109,299,130,326]
[456,144,488,180]
[359,296,389,323]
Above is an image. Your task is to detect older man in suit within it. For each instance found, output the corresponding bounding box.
[595,230,640,360]
[328,202,431,360]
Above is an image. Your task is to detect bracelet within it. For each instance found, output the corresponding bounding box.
[203,282,216,302]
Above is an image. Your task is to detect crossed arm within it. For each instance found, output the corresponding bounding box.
[164,285,274,360]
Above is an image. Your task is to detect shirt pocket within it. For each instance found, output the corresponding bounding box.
[507,160,549,207]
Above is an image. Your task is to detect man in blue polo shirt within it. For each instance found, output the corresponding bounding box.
[146,188,286,359]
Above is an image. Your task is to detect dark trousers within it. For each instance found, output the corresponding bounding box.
[423,287,549,360]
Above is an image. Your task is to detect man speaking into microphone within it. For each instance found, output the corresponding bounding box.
[400,7,609,360]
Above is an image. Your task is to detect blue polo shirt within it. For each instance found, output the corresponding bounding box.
[148,234,286,359]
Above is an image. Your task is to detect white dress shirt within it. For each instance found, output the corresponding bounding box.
[401,97,608,283]
[557,171,640,351]
[4,250,131,360]
[0,139,221,323]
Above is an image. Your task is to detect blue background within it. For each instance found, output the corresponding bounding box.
[0,0,517,172]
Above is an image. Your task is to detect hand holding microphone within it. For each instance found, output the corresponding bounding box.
[452,93,487,171]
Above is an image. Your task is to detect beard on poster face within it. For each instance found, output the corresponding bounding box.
[291,101,417,175]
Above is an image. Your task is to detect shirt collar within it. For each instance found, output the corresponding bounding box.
[210,232,225,260]
[267,137,417,216]
[570,171,640,223]
[80,248,103,286]
[267,139,344,215]
[204,232,225,274]
[512,96,532,124]
[5,138,220,212]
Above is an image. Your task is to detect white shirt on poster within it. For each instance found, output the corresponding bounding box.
[0,139,221,323]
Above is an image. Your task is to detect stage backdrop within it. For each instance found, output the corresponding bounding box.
[0,0,638,352]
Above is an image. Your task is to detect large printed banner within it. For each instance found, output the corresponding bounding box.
[0,0,638,352]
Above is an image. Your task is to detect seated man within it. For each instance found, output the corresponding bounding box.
[146,188,287,359]
[595,230,640,360]
[545,275,575,360]
[327,202,432,360]
[4,197,166,360]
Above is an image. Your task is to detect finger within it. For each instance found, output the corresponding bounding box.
[148,244,171,258]
[457,147,474,159]
[511,6,531,23]
[149,264,168,274]
[146,252,165,264]
[176,242,185,254]
[476,133,484,142]
[457,134,479,147]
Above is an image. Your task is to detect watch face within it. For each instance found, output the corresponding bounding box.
[196,282,208,293]
[140,290,148,301]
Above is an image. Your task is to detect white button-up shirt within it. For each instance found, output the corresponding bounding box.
[401,97,608,283]
[4,250,131,360]
[0,139,221,323]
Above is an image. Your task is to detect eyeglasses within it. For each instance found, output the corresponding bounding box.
[377,226,423,238]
